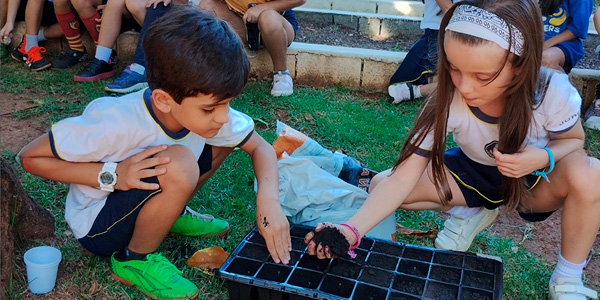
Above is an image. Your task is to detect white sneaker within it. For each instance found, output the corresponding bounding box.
[549,277,598,300]
[388,83,419,104]
[271,73,293,97]
[434,208,499,252]
[583,99,600,130]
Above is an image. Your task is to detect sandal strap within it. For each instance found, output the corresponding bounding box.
[554,283,598,299]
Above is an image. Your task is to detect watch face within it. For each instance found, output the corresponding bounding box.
[100,171,115,185]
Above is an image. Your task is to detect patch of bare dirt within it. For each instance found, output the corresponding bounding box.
[491,209,600,289]
[1,91,48,154]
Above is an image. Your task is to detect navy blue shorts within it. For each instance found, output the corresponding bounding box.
[78,145,213,257]
[389,29,438,86]
[245,9,298,50]
[444,148,555,222]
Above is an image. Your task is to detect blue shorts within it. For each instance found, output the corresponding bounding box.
[78,145,213,257]
[444,148,555,222]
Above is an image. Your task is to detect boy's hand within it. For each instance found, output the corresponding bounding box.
[242,5,267,23]
[256,204,291,264]
[114,145,170,191]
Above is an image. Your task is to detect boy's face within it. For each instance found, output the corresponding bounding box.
[444,35,517,114]
[169,93,232,138]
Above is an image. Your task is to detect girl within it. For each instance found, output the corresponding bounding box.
[305,0,600,299]
[539,0,593,74]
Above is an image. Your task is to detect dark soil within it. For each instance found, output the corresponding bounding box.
[295,20,600,71]
[310,227,350,258]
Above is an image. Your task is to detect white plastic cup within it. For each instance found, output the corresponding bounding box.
[23,246,62,294]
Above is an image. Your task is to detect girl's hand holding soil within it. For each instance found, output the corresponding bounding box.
[304,223,357,259]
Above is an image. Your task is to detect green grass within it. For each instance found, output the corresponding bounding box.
[1,58,599,299]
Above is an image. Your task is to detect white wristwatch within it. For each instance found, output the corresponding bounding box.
[98,162,118,192]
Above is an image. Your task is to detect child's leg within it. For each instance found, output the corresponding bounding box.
[257,10,293,72]
[542,46,566,73]
[94,0,125,62]
[54,0,85,51]
[258,10,295,97]
[105,2,168,93]
[71,0,103,43]
[522,150,600,298]
[169,145,233,237]
[126,145,199,252]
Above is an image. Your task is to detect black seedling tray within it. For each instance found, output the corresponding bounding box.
[217,225,503,300]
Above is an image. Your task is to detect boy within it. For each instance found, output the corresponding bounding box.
[19,5,291,299]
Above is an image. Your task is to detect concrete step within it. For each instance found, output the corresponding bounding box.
[5,21,600,110]
[302,0,424,16]
[294,8,422,39]
[297,6,598,37]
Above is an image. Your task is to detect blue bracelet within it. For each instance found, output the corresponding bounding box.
[531,147,554,182]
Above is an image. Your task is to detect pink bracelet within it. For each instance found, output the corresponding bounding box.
[340,223,361,250]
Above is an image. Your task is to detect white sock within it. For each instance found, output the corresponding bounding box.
[129,63,145,75]
[25,34,38,51]
[37,28,47,42]
[550,252,585,284]
[446,206,482,218]
[413,85,422,98]
[95,46,112,63]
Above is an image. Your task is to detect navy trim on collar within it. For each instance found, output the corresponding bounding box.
[468,105,499,124]
[143,89,190,140]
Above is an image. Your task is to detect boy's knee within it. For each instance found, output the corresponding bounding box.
[257,10,283,30]
[156,145,199,189]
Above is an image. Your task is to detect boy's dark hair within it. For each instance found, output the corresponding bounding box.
[143,5,250,103]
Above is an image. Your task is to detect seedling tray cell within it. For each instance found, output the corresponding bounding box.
[218,225,503,300]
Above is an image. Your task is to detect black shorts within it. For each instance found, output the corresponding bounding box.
[78,145,213,257]
[444,148,555,222]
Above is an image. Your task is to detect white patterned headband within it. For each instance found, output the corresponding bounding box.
[446,4,523,56]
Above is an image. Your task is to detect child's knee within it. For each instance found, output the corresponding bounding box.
[156,145,199,189]
[257,9,283,31]
[71,0,95,12]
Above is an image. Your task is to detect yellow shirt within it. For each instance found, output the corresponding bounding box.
[224,0,271,15]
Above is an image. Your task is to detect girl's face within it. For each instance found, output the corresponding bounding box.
[444,35,517,113]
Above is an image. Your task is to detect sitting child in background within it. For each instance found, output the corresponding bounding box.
[388,0,454,104]
[583,4,600,130]
[51,0,105,69]
[104,2,173,93]
[1,0,63,70]
[18,5,291,298]
[539,0,593,73]
[198,0,305,97]
[74,0,181,82]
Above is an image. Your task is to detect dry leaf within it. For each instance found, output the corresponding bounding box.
[396,223,438,238]
[187,246,230,270]
[88,280,99,295]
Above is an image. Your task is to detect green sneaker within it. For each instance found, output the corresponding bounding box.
[110,253,199,300]
[170,206,230,237]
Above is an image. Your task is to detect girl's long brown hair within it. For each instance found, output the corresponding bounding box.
[392,0,544,210]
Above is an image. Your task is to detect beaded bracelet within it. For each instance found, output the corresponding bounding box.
[340,223,361,259]
[531,147,554,183]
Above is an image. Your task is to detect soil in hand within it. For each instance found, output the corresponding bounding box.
[310,227,350,258]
